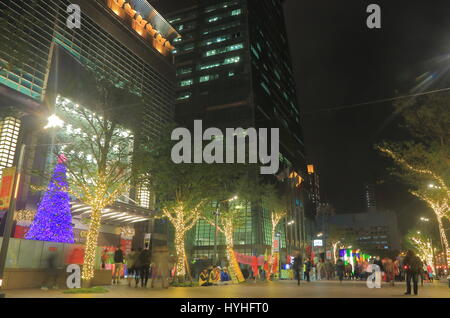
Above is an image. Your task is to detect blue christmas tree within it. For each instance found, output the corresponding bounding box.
[26,155,74,243]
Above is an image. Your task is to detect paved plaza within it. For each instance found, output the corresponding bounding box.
[3,280,449,298]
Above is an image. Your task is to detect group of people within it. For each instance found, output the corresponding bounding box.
[199,266,231,286]
[291,249,434,295]
[105,243,170,288]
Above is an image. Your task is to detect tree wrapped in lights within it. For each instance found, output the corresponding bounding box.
[203,163,268,283]
[26,156,74,243]
[406,230,435,272]
[327,225,357,263]
[204,198,246,284]
[139,127,215,281]
[377,92,450,267]
[54,68,141,284]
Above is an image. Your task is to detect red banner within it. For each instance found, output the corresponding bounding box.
[14,225,29,238]
[0,167,16,210]
[234,251,265,266]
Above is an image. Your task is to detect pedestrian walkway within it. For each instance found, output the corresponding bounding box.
[3,280,449,298]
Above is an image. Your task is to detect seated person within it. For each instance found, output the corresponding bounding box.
[199,269,212,286]
[220,267,231,282]
[209,266,221,284]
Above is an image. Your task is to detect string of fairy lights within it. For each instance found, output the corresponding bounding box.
[379,146,450,267]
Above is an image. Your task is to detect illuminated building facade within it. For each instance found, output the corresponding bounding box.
[0,0,178,243]
[153,0,309,261]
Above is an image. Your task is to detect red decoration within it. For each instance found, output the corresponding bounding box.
[57,154,68,164]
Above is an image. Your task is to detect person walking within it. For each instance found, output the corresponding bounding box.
[137,244,152,287]
[383,258,395,286]
[427,264,434,282]
[41,251,58,290]
[303,258,312,282]
[403,250,423,295]
[336,258,345,283]
[101,249,108,270]
[126,248,138,287]
[324,260,333,280]
[293,252,302,285]
[113,245,124,284]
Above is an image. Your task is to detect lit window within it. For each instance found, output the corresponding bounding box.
[208,16,219,23]
[177,67,193,75]
[169,17,182,24]
[180,79,193,87]
[199,56,240,70]
[231,9,242,16]
[137,182,151,209]
[224,56,240,64]
[251,46,260,59]
[199,74,219,82]
[204,43,243,57]
[177,92,192,100]
[260,82,271,95]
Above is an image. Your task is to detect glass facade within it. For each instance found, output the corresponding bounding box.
[0,0,176,141]
[160,0,307,258]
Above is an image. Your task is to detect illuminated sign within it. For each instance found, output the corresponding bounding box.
[313,239,323,247]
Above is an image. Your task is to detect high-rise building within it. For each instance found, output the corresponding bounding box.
[364,182,377,212]
[327,210,401,253]
[0,0,178,244]
[153,0,309,260]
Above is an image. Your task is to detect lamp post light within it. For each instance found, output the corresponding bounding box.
[0,115,63,296]
[212,195,237,266]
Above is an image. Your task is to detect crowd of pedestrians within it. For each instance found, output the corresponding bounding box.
[288,249,442,296]
[105,245,443,295]
[108,243,171,288]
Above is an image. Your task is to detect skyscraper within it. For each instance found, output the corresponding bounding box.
[153,0,309,259]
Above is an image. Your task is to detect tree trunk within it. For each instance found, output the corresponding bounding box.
[436,215,450,267]
[82,207,102,283]
[174,230,187,282]
[224,228,244,283]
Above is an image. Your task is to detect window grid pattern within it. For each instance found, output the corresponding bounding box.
[0,0,175,140]
[136,183,151,209]
[0,117,20,179]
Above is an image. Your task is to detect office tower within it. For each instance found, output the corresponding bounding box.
[153,0,308,259]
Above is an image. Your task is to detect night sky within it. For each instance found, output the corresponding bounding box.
[151,0,450,234]
[283,0,450,234]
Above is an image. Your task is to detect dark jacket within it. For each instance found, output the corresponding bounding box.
[293,256,302,271]
[403,254,422,273]
[114,249,124,263]
[136,249,152,267]
[336,260,345,274]
[304,260,312,272]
